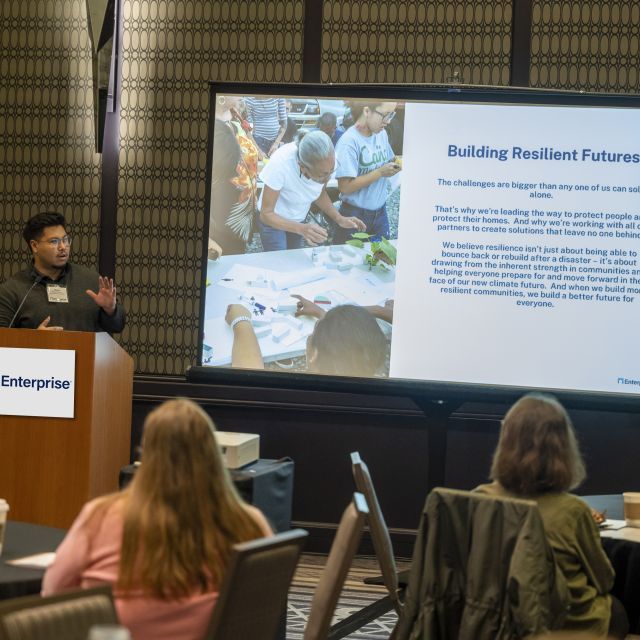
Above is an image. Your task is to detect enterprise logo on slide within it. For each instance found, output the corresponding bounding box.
[618,377,640,387]
[0,347,75,418]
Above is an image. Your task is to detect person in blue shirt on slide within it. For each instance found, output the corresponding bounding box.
[333,100,401,244]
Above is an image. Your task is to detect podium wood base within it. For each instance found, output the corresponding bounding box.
[0,329,133,528]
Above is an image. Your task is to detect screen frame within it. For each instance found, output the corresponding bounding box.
[196,81,640,412]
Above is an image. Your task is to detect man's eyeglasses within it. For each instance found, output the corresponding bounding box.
[40,236,72,248]
[372,109,396,123]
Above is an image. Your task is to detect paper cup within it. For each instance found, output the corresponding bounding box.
[88,625,131,640]
[0,499,9,556]
[623,492,640,527]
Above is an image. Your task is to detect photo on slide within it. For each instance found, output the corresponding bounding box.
[203,93,405,376]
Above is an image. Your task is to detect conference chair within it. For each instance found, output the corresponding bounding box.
[0,585,118,640]
[205,528,308,640]
[394,488,569,640]
[325,452,406,640]
[303,493,369,640]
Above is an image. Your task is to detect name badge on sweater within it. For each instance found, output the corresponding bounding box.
[46,284,69,303]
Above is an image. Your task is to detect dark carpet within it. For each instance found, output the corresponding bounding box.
[286,555,404,639]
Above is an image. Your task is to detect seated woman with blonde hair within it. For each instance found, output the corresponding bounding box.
[43,398,272,640]
[476,393,628,639]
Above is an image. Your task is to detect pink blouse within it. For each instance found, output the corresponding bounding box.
[42,499,272,640]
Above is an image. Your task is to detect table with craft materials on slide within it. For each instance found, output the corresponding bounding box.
[201,243,396,367]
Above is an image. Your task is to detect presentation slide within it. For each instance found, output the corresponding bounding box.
[393,102,640,394]
[201,88,640,397]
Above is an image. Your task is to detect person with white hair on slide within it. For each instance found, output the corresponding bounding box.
[257,129,366,251]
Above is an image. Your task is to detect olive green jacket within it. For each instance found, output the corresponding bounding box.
[394,488,569,640]
[476,483,614,636]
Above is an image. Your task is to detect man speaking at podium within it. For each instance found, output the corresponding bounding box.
[0,212,126,332]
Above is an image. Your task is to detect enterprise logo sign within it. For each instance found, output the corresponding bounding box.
[0,347,75,418]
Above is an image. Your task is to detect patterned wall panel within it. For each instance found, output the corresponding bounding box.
[0,0,101,283]
[116,0,304,374]
[321,1,513,85]
[531,1,640,92]
[8,0,637,374]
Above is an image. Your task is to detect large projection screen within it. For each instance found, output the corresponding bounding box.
[195,83,640,406]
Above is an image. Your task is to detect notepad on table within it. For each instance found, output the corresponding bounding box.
[6,552,56,569]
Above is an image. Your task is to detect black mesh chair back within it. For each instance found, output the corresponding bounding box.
[0,585,118,640]
[205,528,308,640]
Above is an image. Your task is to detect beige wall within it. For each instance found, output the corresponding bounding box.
[115,0,304,373]
[321,1,512,85]
[0,0,101,281]
[530,1,640,90]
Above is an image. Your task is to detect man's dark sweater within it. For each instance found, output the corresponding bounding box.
[0,263,125,332]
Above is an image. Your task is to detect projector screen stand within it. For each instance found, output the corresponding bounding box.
[411,397,462,491]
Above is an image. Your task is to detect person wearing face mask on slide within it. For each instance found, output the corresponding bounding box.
[256,129,366,252]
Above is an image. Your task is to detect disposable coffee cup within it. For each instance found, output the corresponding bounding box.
[87,625,131,640]
[623,492,640,527]
[0,499,9,556]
